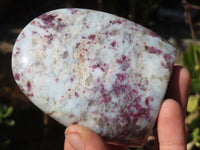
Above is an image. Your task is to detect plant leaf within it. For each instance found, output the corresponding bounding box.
[5,119,15,127]
[192,128,200,147]
[192,128,199,142]
[194,44,200,54]
[187,95,199,113]
[183,49,195,78]
[183,44,200,79]
[2,106,13,118]
[0,139,11,148]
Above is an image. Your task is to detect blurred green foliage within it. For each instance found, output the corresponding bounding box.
[184,44,200,149]
[0,104,15,149]
[187,95,199,113]
[184,44,200,94]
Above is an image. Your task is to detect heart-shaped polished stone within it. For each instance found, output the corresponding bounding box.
[12,8,176,146]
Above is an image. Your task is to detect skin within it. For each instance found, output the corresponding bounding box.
[64,66,191,150]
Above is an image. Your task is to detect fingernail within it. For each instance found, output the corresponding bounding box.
[66,133,85,150]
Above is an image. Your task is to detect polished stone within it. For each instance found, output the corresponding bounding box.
[12,8,176,146]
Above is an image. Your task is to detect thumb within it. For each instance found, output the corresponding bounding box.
[64,124,109,150]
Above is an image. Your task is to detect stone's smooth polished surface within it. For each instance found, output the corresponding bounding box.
[12,9,176,146]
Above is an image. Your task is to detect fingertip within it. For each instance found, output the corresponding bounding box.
[179,66,191,98]
[64,125,85,150]
[158,99,184,125]
[157,99,186,150]
[64,125,109,150]
[180,66,191,83]
[65,124,82,135]
[166,65,191,110]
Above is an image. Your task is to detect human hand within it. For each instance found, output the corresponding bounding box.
[64,66,190,150]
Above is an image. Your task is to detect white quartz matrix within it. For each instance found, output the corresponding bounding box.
[12,9,176,146]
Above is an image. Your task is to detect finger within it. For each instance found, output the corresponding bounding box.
[165,66,190,111]
[64,124,109,150]
[157,99,186,150]
[155,66,190,150]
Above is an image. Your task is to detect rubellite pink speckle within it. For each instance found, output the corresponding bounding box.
[12,9,176,146]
